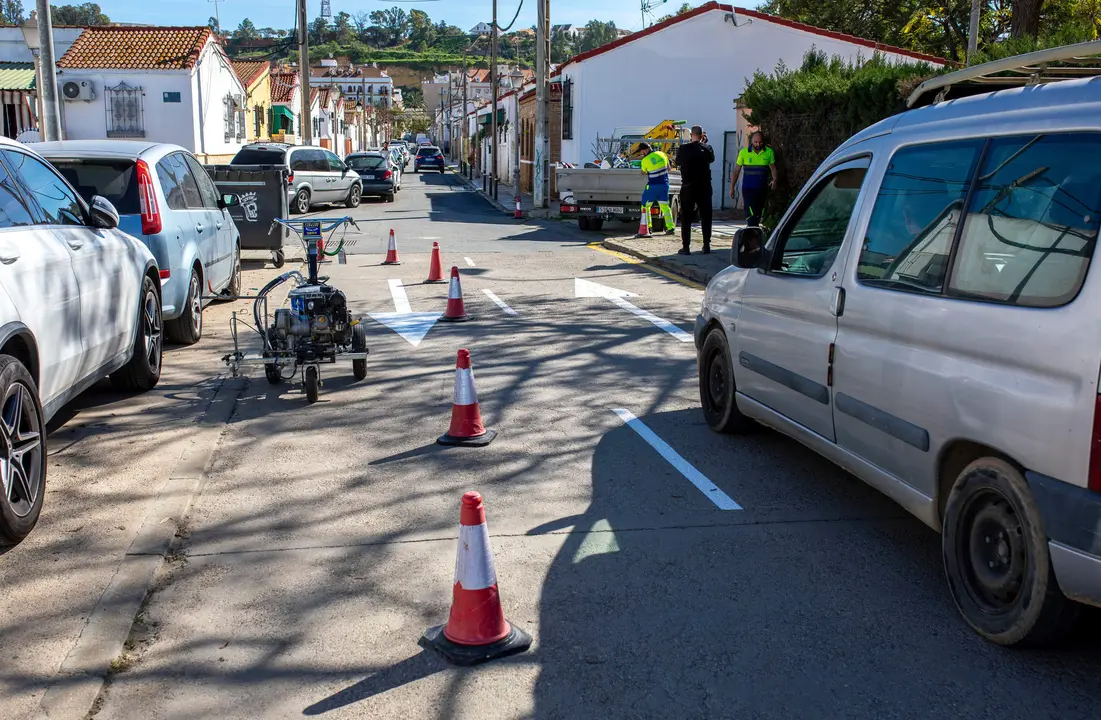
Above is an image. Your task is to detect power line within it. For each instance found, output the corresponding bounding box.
[494,0,524,32]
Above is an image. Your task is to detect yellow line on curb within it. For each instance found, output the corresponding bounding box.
[587,243,705,291]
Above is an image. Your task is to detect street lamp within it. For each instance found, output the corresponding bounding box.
[509,69,524,193]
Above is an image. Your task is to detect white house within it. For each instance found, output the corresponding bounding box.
[311,64,394,109]
[470,23,493,36]
[0,25,84,63]
[554,2,946,208]
[56,26,248,163]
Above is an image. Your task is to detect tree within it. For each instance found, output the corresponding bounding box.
[551,26,576,63]
[1011,0,1044,37]
[234,18,259,41]
[334,11,354,43]
[207,15,220,35]
[51,3,111,25]
[310,16,330,45]
[352,11,371,36]
[408,9,437,47]
[579,20,618,52]
[2,0,23,25]
[659,2,695,22]
[400,86,424,108]
[370,6,409,46]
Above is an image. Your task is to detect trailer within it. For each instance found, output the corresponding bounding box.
[557,167,681,231]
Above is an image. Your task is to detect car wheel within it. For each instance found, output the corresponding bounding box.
[352,324,367,381]
[167,268,202,345]
[305,366,319,404]
[294,188,311,215]
[345,184,361,209]
[942,457,1079,647]
[225,245,242,299]
[699,327,755,434]
[0,355,45,544]
[110,275,163,392]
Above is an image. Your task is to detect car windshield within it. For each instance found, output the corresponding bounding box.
[418,147,440,156]
[231,147,288,165]
[48,159,139,214]
[347,156,387,170]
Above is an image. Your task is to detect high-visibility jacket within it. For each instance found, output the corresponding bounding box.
[640,150,670,185]
[737,146,775,191]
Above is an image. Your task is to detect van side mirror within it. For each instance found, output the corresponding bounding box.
[731,227,765,268]
[219,194,240,209]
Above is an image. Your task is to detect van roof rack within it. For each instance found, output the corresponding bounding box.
[906,40,1101,109]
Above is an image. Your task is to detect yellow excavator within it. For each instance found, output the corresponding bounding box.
[625,119,690,167]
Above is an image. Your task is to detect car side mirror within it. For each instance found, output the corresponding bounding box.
[731,227,765,269]
[218,193,240,209]
[89,195,119,229]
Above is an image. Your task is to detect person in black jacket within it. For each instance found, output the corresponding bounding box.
[675,125,715,254]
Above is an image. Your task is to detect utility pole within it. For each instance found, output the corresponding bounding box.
[297,0,311,145]
[534,0,550,208]
[490,0,499,201]
[461,67,468,177]
[208,0,223,32]
[361,74,367,146]
[35,1,61,141]
[967,0,981,65]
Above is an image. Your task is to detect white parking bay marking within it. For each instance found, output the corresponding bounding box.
[464,257,476,267]
[613,408,742,510]
[575,278,692,343]
[387,278,411,313]
[482,289,518,316]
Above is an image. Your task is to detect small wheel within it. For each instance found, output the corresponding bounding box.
[699,327,755,433]
[167,268,202,345]
[224,244,242,299]
[942,457,1079,647]
[305,366,319,404]
[272,249,285,269]
[0,355,46,544]
[345,184,362,209]
[352,324,367,381]
[294,188,311,215]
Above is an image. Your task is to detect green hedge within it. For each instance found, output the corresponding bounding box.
[739,49,944,227]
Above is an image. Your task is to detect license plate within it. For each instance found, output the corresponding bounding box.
[364,174,376,180]
[597,206,624,215]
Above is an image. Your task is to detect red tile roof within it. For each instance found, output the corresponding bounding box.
[58,26,214,70]
[552,2,946,75]
[231,60,268,89]
[270,72,298,104]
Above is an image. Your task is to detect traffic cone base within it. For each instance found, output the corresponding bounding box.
[438,427,497,447]
[419,621,532,667]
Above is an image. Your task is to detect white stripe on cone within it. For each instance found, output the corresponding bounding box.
[453,367,478,406]
[454,522,497,590]
[448,275,461,298]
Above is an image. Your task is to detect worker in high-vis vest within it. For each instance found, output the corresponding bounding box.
[730,131,777,227]
[637,143,676,235]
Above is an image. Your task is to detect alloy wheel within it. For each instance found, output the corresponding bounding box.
[0,381,43,519]
[189,273,202,338]
[144,289,163,372]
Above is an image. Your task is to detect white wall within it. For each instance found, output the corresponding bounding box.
[0,27,83,63]
[192,43,247,158]
[58,69,197,148]
[558,8,938,207]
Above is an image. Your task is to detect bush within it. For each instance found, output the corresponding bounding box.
[739,49,943,226]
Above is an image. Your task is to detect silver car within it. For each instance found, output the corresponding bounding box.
[231,143,361,215]
[696,72,1101,646]
[39,141,241,345]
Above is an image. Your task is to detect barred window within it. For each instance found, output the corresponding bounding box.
[105,82,144,138]
[561,78,573,140]
[254,105,263,136]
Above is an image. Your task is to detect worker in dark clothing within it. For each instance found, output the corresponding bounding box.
[675,125,715,255]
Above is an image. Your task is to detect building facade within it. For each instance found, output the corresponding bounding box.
[231,60,271,144]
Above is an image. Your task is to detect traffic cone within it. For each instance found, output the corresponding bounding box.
[440,266,470,322]
[419,491,532,666]
[382,228,401,265]
[514,196,523,219]
[635,207,651,238]
[426,242,445,283]
[437,348,496,446]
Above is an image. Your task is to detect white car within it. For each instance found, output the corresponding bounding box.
[0,136,163,543]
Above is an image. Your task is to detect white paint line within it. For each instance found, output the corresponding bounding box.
[610,297,693,343]
[464,257,476,267]
[482,289,519,316]
[388,278,411,314]
[612,408,742,510]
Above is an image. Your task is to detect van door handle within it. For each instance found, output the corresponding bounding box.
[0,252,18,264]
[196,223,205,233]
[65,239,84,250]
[216,221,223,230]
[831,287,846,317]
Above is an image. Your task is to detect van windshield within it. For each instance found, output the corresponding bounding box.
[49,159,139,214]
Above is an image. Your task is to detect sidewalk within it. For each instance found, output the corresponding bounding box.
[454,167,560,219]
[601,218,745,285]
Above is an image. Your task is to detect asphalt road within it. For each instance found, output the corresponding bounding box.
[8,170,1101,719]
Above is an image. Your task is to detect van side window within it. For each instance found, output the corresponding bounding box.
[949,133,1101,308]
[858,140,981,293]
[769,167,867,277]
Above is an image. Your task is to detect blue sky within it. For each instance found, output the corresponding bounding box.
[99,0,692,36]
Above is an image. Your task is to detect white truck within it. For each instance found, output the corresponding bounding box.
[557,167,681,232]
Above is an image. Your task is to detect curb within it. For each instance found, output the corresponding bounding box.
[602,238,722,286]
[451,171,556,219]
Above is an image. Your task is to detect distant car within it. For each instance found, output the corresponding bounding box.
[40,141,242,345]
[414,146,445,173]
[0,136,163,543]
[346,153,396,202]
[230,143,361,216]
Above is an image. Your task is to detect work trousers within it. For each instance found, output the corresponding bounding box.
[680,185,712,249]
[743,186,768,227]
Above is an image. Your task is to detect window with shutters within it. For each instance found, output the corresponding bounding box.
[224,95,235,141]
[254,105,262,136]
[237,108,246,140]
[105,82,144,138]
[561,78,573,140]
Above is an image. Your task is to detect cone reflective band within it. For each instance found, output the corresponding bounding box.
[438,349,496,446]
[382,228,400,265]
[440,266,470,322]
[419,492,532,665]
[635,210,650,238]
[426,242,444,283]
[514,196,522,219]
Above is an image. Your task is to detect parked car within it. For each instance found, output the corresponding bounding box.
[414,146,445,173]
[695,73,1101,647]
[0,136,163,543]
[230,143,361,216]
[346,153,396,202]
[40,141,242,345]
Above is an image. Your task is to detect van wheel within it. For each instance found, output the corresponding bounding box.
[578,216,591,231]
[0,356,46,544]
[589,218,604,232]
[294,188,311,215]
[345,184,361,209]
[699,327,755,433]
[942,457,1079,647]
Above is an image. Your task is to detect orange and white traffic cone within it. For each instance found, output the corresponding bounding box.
[437,348,496,446]
[440,266,470,322]
[635,207,651,238]
[419,491,531,665]
[426,242,445,283]
[514,196,522,219]
[382,228,401,265]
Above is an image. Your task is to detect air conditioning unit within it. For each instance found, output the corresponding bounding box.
[61,80,94,102]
